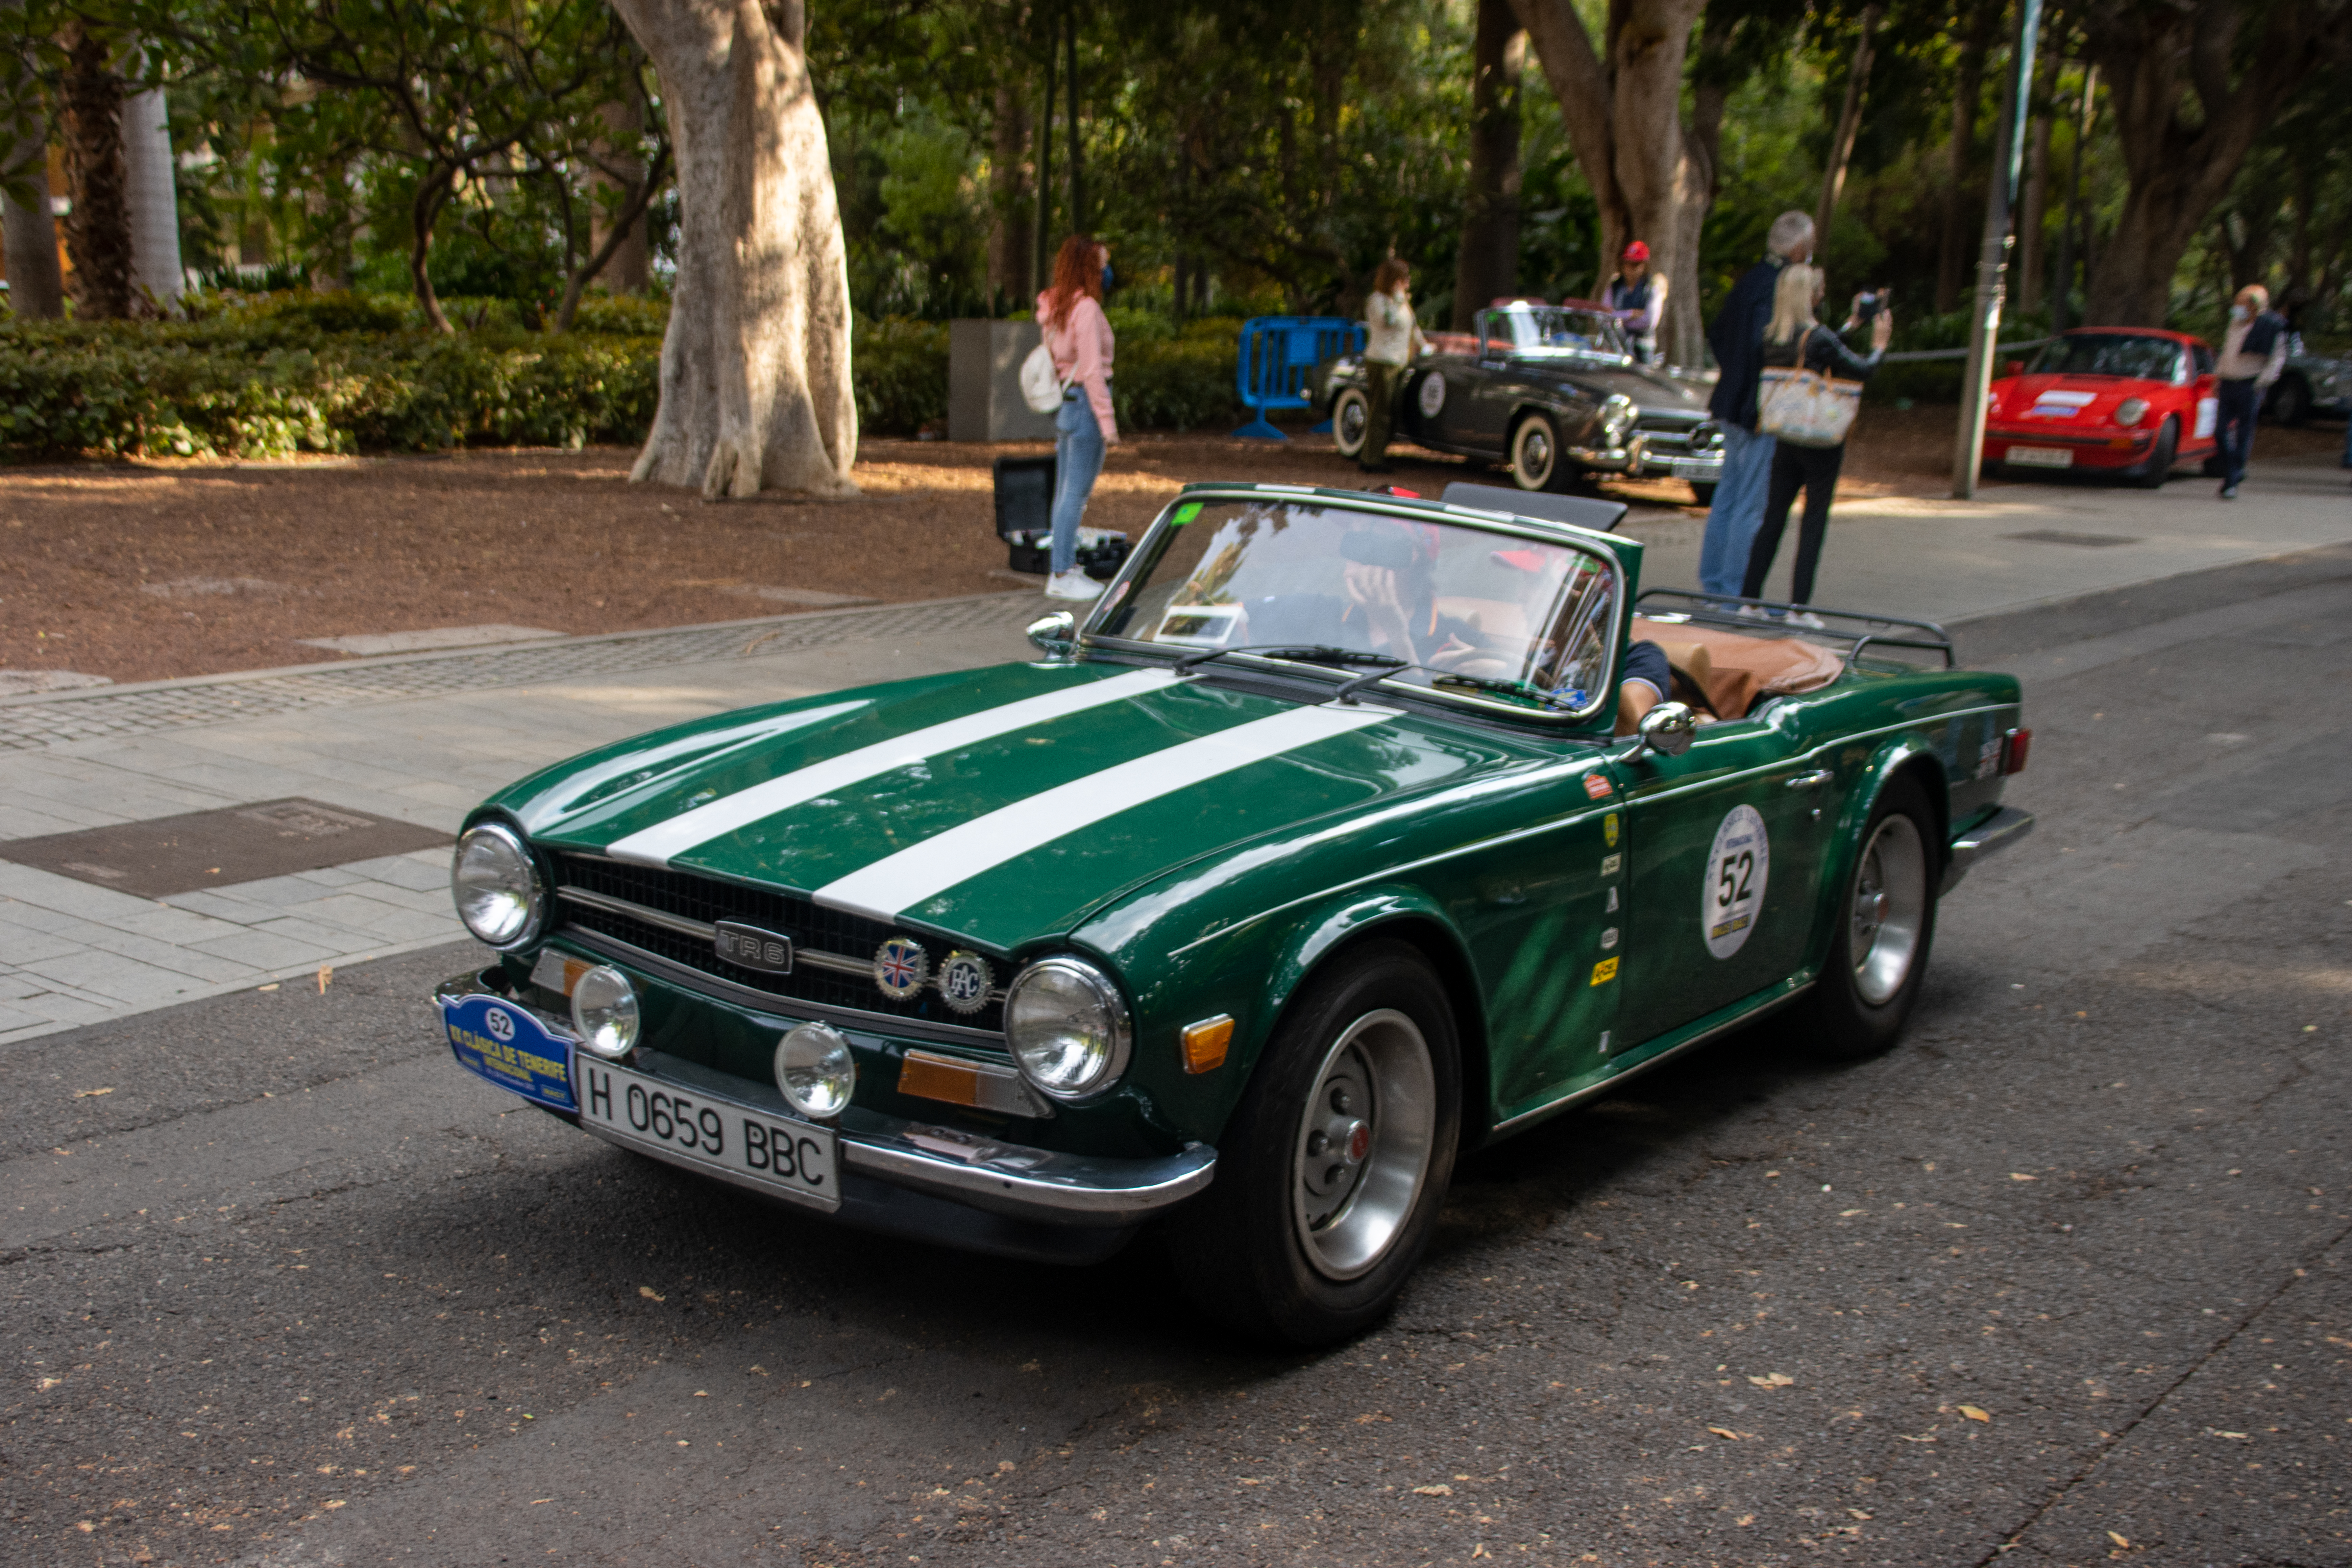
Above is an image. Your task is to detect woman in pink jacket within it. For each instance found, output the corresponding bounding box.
[1038,234,1119,602]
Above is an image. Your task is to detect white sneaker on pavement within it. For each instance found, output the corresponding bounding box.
[1733,604,1766,620]
[1792,611,1827,630]
[1045,570,1103,601]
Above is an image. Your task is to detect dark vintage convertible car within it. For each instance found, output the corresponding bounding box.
[1320,302,1726,503]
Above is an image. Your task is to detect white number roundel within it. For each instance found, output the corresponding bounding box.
[1702,805,1769,959]
[485,1005,517,1042]
[1417,372,1447,419]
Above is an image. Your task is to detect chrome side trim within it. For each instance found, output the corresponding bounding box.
[1487,979,1815,1139]
[555,924,1012,1049]
[1939,806,2035,896]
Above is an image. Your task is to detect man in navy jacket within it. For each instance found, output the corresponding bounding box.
[1698,211,1816,599]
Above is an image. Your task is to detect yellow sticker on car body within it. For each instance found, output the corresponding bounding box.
[1590,957,1619,985]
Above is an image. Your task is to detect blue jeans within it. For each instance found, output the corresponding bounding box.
[1699,423,1776,597]
[2214,378,2259,488]
[1051,393,1106,574]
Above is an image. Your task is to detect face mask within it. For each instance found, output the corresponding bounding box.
[1101,263,1114,293]
[2230,304,2248,323]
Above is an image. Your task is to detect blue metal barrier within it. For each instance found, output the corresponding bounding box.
[1232,316,1367,441]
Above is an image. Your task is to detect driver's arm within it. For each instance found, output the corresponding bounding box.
[1615,640,1671,735]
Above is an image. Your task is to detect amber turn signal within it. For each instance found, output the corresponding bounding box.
[1181,1014,1235,1074]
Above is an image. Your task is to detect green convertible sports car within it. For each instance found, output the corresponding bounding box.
[433,480,2033,1344]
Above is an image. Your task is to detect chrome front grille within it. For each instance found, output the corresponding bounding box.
[546,852,1007,1035]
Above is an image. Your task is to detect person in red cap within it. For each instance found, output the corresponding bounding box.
[1603,241,1667,365]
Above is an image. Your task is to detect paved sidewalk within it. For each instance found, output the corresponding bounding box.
[2,456,2347,1048]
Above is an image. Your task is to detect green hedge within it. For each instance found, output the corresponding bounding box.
[0,292,1250,459]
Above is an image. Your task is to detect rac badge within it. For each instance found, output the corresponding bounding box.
[937,951,994,1015]
[873,936,930,1002]
[714,921,794,974]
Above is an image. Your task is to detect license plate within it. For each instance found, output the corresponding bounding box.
[444,992,577,1112]
[574,1057,841,1212]
[2006,446,2074,468]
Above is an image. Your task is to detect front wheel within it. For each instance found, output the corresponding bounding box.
[1796,776,1939,1061]
[1510,412,1572,493]
[1331,386,1373,460]
[2269,374,2311,427]
[1166,939,1460,1345]
[2129,416,2178,489]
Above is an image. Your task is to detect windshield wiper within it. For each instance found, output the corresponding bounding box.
[1171,643,1408,674]
[1331,663,1564,708]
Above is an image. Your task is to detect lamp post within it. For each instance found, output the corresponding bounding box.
[1951,0,2044,499]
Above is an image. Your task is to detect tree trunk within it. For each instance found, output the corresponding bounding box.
[1063,9,1083,237]
[987,80,1031,306]
[1935,30,1985,315]
[2077,0,2335,327]
[1510,0,1709,363]
[1,129,65,319]
[591,98,653,294]
[59,26,132,320]
[610,0,857,498]
[2015,60,2052,311]
[1452,0,1524,329]
[1812,3,1881,265]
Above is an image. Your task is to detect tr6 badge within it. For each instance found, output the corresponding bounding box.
[715,921,794,974]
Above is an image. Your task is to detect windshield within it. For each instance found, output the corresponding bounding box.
[2028,334,2187,383]
[1090,497,1622,719]
[1478,305,1631,361]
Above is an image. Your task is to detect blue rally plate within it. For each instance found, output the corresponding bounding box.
[442,993,577,1112]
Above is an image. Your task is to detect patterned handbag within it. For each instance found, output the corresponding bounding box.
[1756,327,1862,448]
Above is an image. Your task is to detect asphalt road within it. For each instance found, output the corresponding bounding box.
[7,545,2351,1568]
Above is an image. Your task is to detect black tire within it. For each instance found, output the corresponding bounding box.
[1331,386,1373,460]
[2269,374,2311,427]
[2129,416,2177,489]
[1510,412,1573,493]
[1795,776,1940,1061]
[1167,939,1461,1346]
[1689,481,1717,509]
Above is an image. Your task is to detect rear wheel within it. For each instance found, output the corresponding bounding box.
[2269,374,2311,427]
[1331,387,1373,460]
[1796,776,1939,1061]
[1167,939,1460,1345]
[1510,412,1571,492]
[1689,481,1718,509]
[2129,416,2178,489]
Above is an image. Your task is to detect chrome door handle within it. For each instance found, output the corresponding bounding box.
[1787,770,1833,790]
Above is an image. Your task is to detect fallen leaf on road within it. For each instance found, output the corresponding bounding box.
[2010,1173,2037,1181]
[1959,1405,1991,1422]
[1707,1426,1742,1441]
[258,983,279,992]
[2107,1532,2130,1547]
[72,1087,114,1098]
[318,964,334,994]
[1355,1412,1392,1424]
[638,1286,665,1302]
[1848,1509,1873,1520]
[1748,1372,1794,1388]
[2206,1429,2249,1440]
[1736,1514,1755,1527]
[1412,1484,1453,1497]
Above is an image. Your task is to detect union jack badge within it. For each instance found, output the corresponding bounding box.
[937,951,994,1015]
[872,936,930,1001]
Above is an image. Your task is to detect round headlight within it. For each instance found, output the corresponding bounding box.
[2114,396,2148,427]
[570,964,639,1058]
[451,824,543,948]
[1004,957,1132,1102]
[775,1022,856,1118]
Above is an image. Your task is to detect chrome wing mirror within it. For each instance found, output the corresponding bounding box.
[1622,701,1696,763]
[1026,611,1078,655]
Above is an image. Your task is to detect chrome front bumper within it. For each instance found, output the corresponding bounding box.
[433,969,1215,1247]
[1940,806,2034,895]
[1567,432,1724,481]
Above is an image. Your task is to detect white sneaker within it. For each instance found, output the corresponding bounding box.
[1045,570,1103,601]
[1733,604,1766,620]
[1792,611,1827,630]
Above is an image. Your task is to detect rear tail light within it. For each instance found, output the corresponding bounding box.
[2002,727,2032,775]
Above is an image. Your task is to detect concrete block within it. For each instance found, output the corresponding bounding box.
[21,951,208,1007]
[185,927,341,970]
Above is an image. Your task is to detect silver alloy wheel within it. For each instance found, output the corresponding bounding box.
[1291,1008,1437,1281]
[1335,390,1370,456]
[1849,812,1929,1005]
[1512,418,1555,490]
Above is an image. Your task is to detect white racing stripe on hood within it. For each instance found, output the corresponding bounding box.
[812,703,1395,924]
[606,667,1175,867]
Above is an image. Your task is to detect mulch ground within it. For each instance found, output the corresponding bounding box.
[4,408,2340,686]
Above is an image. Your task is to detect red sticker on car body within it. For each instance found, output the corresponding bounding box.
[1584,773,1613,800]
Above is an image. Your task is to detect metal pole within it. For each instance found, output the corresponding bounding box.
[1952,0,2044,499]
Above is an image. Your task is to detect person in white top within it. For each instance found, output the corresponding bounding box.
[1359,257,1428,474]
[2211,284,2287,501]
[1037,234,1120,600]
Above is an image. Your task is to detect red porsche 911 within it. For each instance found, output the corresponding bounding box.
[1983,327,2220,487]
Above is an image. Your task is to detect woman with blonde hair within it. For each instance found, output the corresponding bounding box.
[1037,234,1119,601]
[1739,263,1891,624]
